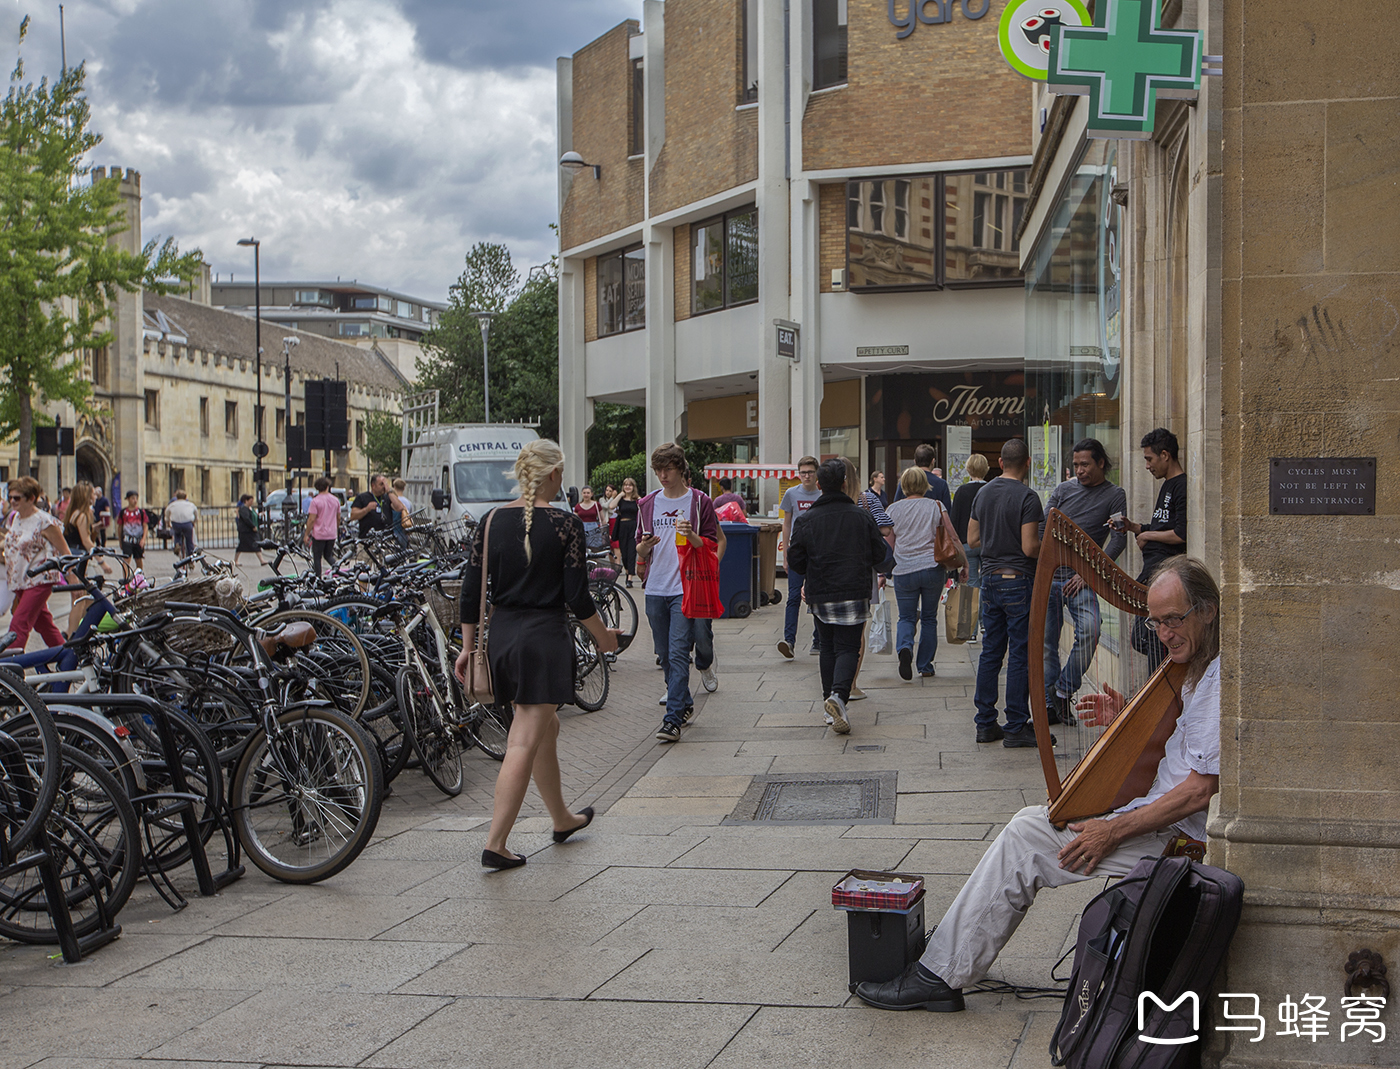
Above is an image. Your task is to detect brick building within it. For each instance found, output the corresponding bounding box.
[557,0,1034,501]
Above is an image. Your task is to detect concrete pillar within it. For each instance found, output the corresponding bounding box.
[105,167,144,505]
[558,256,589,488]
[643,223,681,491]
[790,179,823,466]
[755,0,792,511]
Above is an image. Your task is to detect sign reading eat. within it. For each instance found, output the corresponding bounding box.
[1047,0,1202,138]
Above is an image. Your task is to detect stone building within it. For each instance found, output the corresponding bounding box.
[1018,2,1399,1065]
[1,167,409,507]
[557,0,1036,501]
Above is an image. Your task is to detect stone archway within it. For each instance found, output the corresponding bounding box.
[74,440,110,494]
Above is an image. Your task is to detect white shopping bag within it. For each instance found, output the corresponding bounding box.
[0,576,12,617]
[867,594,893,655]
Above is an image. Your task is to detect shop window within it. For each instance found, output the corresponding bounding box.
[598,245,646,335]
[813,0,848,90]
[740,0,759,103]
[944,168,1028,284]
[692,207,759,315]
[631,59,645,155]
[846,176,939,289]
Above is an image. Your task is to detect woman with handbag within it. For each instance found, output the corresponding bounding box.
[573,486,608,554]
[887,466,967,681]
[455,440,619,870]
[4,477,73,651]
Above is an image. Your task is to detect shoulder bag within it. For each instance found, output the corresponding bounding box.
[465,509,496,705]
[933,502,961,568]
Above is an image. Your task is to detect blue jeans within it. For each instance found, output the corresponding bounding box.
[1043,579,1101,705]
[646,594,693,725]
[692,618,714,672]
[784,568,817,648]
[964,545,982,590]
[975,573,1033,732]
[893,566,946,674]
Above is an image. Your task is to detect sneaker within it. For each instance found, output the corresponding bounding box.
[658,695,668,706]
[681,704,697,725]
[700,665,718,693]
[824,695,850,734]
[1003,725,1055,749]
[809,643,820,656]
[655,722,681,743]
[777,640,794,659]
[847,686,867,701]
[920,668,936,678]
[975,723,1004,744]
[898,648,913,681]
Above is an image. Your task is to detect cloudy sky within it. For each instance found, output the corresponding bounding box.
[13,0,641,300]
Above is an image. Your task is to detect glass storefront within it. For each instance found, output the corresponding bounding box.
[1024,140,1123,501]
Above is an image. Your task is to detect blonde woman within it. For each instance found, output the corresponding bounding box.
[611,477,641,585]
[455,440,619,869]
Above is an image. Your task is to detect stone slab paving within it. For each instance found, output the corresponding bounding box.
[0,585,1110,1069]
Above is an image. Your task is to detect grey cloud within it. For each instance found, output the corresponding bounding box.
[399,0,642,71]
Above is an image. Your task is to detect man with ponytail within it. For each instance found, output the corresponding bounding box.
[636,442,723,743]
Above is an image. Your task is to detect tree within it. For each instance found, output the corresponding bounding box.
[363,409,402,475]
[0,19,203,474]
[417,241,559,439]
[587,402,645,471]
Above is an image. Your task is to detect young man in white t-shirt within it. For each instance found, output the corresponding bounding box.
[636,443,724,743]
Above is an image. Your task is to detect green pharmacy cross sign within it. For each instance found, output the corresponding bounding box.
[1047,0,1202,139]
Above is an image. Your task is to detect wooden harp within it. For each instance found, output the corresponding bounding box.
[1029,508,1189,827]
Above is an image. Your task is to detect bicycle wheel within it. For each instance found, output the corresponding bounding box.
[252,609,372,720]
[0,671,64,854]
[229,707,383,884]
[360,662,411,783]
[0,744,141,944]
[461,701,512,762]
[395,665,463,796]
[593,580,639,642]
[571,620,610,712]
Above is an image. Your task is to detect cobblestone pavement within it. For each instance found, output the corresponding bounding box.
[0,573,1100,1069]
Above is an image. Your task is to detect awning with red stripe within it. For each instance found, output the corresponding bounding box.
[703,464,798,480]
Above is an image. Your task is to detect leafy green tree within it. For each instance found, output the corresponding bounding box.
[363,409,402,475]
[587,402,645,471]
[418,242,560,439]
[0,18,203,474]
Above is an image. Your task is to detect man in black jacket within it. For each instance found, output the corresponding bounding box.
[787,459,889,734]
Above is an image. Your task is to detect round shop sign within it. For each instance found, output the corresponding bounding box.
[998,0,1092,80]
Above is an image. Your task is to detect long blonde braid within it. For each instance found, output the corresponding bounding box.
[511,439,565,564]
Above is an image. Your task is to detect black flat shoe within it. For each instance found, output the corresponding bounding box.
[553,807,595,843]
[481,848,526,870]
[855,962,965,1012]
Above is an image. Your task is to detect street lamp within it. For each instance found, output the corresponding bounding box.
[559,151,601,180]
[237,237,266,505]
[469,311,496,424]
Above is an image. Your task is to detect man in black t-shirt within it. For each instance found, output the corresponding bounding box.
[350,474,389,540]
[967,439,1045,749]
[1120,427,1187,668]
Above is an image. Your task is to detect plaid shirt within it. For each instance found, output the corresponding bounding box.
[809,598,870,625]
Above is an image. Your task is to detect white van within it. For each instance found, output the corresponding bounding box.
[402,423,540,525]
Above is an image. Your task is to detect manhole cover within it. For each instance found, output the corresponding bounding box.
[850,744,885,753]
[725,771,897,825]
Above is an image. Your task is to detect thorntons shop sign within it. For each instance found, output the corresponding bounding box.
[866,372,1026,439]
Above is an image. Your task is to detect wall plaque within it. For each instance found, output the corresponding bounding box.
[1269,457,1375,515]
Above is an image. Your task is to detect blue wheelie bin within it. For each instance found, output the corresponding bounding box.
[718,522,758,619]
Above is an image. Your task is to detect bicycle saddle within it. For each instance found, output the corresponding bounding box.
[258,621,318,659]
[0,631,16,655]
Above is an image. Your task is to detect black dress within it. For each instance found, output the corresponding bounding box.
[613,496,639,577]
[236,504,260,552]
[460,505,598,706]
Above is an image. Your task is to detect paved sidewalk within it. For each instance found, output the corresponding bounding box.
[0,583,1102,1069]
